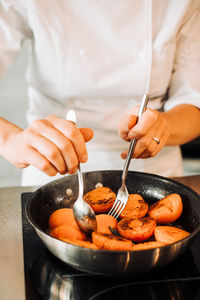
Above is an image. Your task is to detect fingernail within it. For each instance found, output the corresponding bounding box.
[121,153,126,159]
[69,167,77,174]
[82,154,88,163]
[129,132,137,139]
[60,170,67,175]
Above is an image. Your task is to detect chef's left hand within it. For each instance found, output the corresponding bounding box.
[118,106,170,159]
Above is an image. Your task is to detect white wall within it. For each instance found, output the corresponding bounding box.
[0,43,28,187]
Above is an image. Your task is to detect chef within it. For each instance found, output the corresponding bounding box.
[0,0,200,186]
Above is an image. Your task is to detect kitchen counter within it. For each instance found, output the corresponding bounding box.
[0,175,200,300]
[0,185,37,300]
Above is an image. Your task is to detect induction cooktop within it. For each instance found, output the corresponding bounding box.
[21,193,200,300]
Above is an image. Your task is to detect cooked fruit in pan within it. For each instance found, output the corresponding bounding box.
[154,226,190,244]
[117,216,157,242]
[83,186,116,213]
[119,193,148,219]
[96,214,117,234]
[92,232,133,250]
[60,238,99,249]
[50,223,86,241]
[49,208,78,229]
[48,186,190,251]
[148,193,183,224]
[132,241,166,250]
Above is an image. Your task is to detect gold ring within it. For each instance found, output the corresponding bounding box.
[152,137,160,145]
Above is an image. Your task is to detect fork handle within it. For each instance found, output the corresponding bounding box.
[122,93,150,185]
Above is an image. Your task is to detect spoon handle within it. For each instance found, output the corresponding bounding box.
[66,109,84,199]
[77,165,84,199]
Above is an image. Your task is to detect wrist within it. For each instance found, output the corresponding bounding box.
[0,117,22,156]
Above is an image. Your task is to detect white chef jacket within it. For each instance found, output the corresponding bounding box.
[0,0,200,186]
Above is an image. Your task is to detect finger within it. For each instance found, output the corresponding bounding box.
[142,131,169,158]
[23,146,58,176]
[121,126,161,159]
[135,129,169,159]
[135,125,163,158]
[47,115,88,163]
[139,137,164,158]
[24,127,69,174]
[138,136,163,158]
[138,116,169,158]
[118,114,137,140]
[128,109,158,139]
[80,128,94,142]
[121,112,169,159]
[121,136,153,159]
[29,119,79,174]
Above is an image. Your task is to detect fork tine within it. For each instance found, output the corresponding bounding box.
[113,203,126,219]
[108,199,121,216]
[112,202,124,219]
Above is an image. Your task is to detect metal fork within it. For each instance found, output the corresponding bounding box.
[108,94,150,219]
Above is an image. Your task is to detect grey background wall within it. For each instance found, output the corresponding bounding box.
[0,42,199,187]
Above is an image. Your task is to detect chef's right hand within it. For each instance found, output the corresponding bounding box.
[0,115,93,176]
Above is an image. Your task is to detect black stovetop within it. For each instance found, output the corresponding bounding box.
[22,193,200,300]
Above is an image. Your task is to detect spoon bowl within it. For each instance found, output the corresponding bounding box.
[73,166,97,236]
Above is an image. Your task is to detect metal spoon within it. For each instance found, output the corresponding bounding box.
[66,109,97,236]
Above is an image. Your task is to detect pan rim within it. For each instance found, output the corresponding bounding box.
[25,169,200,192]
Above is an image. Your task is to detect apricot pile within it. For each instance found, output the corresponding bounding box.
[49,187,190,251]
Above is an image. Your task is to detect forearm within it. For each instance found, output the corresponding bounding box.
[0,117,22,157]
[162,104,200,146]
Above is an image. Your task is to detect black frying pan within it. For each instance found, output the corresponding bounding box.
[26,170,200,276]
